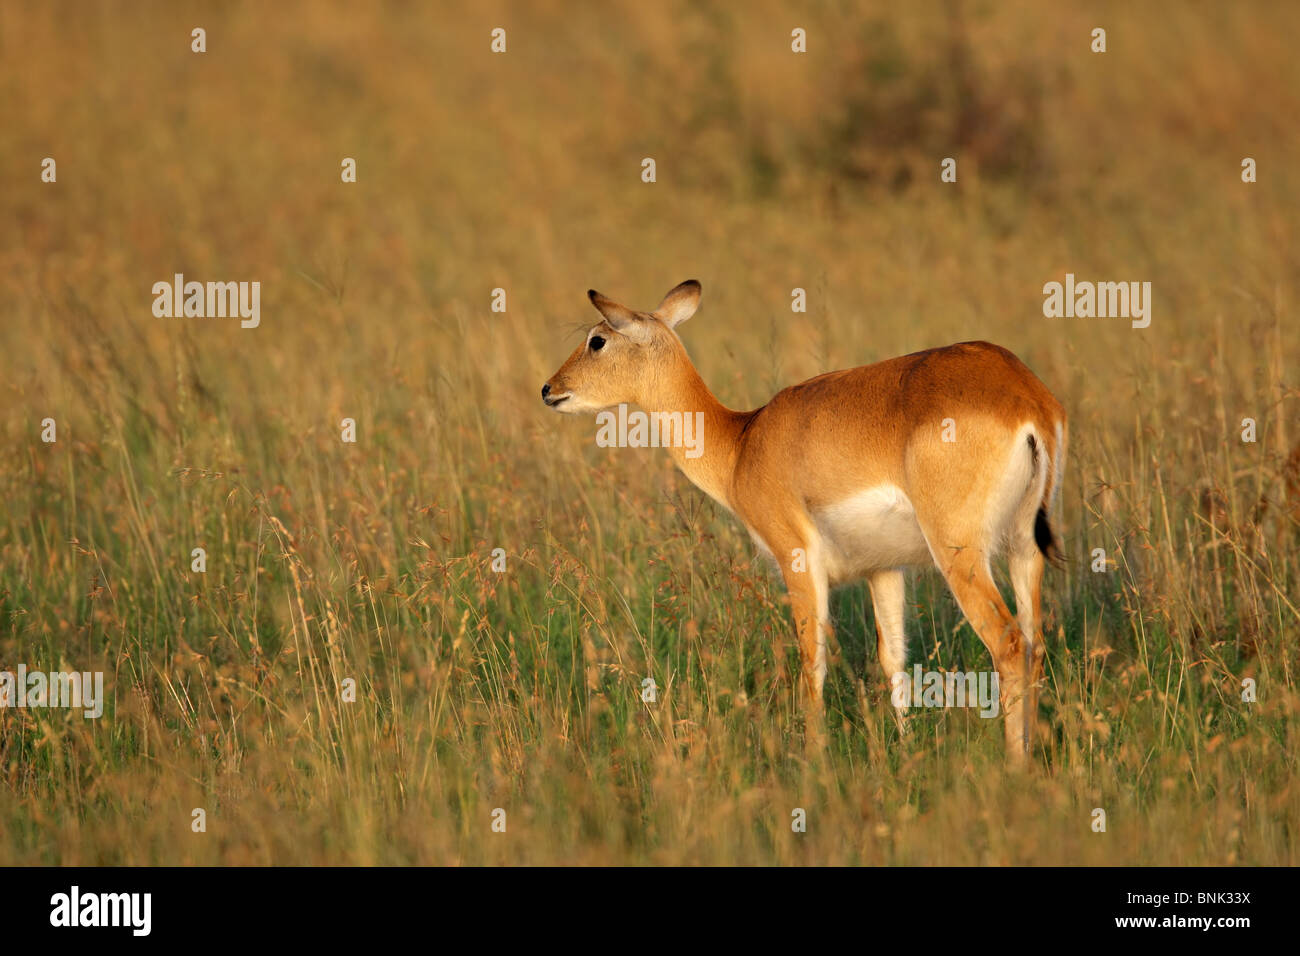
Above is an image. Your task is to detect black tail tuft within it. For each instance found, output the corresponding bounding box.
[1034,507,1064,569]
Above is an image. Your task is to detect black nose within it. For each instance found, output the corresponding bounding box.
[541,383,551,399]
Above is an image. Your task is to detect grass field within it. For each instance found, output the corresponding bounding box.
[1,0,1298,865]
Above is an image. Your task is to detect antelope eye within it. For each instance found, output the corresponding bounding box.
[589,335,606,351]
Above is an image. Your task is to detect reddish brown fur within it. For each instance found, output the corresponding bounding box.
[545,282,1067,763]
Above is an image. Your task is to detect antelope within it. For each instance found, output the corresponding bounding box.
[542,280,1067,762]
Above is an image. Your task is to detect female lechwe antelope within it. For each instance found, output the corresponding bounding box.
[542,280,1067,761]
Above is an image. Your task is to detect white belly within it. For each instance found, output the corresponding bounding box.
[811,484,933,582]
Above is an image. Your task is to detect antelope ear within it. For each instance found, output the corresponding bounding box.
[588,289,650,340]
[653,280,701,329]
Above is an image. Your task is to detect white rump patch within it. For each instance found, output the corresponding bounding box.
[985,423,1049,550]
